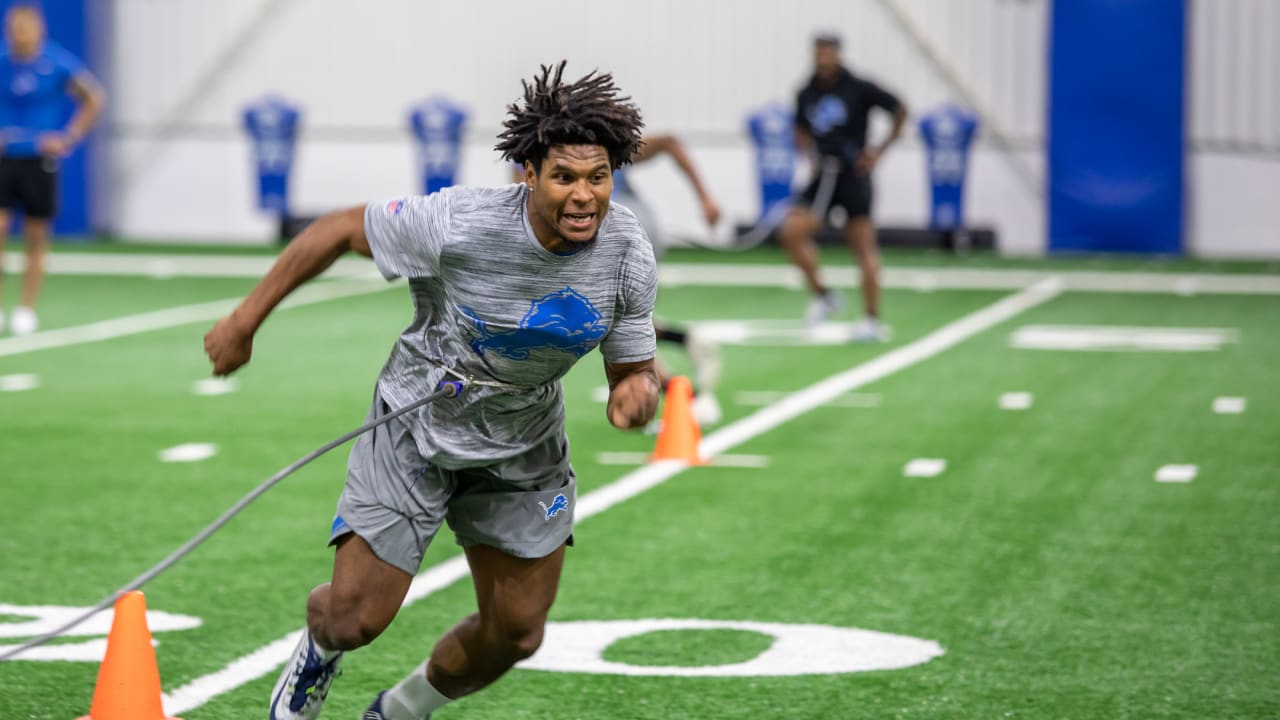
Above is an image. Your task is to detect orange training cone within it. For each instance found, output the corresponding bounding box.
[78,591,180,720]
[652,375,704,464]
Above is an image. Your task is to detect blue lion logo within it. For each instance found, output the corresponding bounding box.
[462,287,608,360]
[539,493,570,520]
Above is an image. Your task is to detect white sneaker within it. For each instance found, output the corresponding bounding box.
[804,292,844,328]
[849,316,889,343]
[685,328,721,394]
[692,392,723,426]
[10,306,37,336]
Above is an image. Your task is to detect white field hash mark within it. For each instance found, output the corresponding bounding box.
[1155,465,1198,483]
[158,444,219,463]
[903,459,947,478]
[157,278,1063,715]
[0,373,38,391]
[194,377,239,396]
[998,392,1033,410]
[1212,397,1246,414]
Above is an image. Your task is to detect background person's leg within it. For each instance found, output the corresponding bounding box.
[845,217,881,319]
[12,216,50,334]
[0,209,10,333]
[777,207,825,295]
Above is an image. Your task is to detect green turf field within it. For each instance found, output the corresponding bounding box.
[1,249,1277,719]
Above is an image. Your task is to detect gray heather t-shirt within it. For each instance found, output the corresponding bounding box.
[363,183,658,469]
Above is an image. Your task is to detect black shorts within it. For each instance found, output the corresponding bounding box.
[798,168,872,220]
[0,156,58,219]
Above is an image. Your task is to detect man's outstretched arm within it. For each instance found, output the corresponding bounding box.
[204,206,372,375]
[632,135,721,227]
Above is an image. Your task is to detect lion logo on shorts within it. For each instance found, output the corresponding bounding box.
[538,493,570,520]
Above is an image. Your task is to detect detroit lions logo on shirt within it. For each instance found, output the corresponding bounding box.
[539,493,570,520]
[461,287,608,360]
[809,95,848,135]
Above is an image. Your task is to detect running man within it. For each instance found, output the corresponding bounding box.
[204,61,657,720]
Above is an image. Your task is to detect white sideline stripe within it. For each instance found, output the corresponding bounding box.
[735,390,882,408]
[2,251,374,279]
[659,264,1280,296]
[0,278,392,358]
[594,451,770,468]
[8,251,1280,295]
[159,277,1063,716]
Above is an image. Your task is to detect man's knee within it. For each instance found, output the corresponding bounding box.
[310,583,394,651]
[496,620,545,661]
[482,610,547,662]
[323,609,390,651]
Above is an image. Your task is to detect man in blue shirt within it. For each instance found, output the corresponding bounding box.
[0,2,105,336]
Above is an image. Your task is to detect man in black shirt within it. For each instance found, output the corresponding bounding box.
[781,32,907,341]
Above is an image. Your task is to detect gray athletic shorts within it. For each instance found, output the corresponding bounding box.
[329,388,576,575]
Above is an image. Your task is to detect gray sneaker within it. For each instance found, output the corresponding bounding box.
[804,292,844,329]
[849,316,889,343]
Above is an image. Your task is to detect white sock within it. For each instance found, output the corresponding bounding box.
[382,660,452,720]
[311,633,342,661]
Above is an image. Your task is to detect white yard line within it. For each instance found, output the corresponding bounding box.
[8,251,1280,294]
[0,279,392,358]
[735,390,882,408]
[659,264,1280,295]
[2,251,375,279]
[594,451,770,468]
[160,277,1063,715]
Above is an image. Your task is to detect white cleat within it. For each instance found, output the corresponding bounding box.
[804,292,844,329]
[692,392,723,427]
[10,306,37,336]
[849,316,889,343]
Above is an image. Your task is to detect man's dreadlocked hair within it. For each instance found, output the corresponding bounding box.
[495,60,644,173]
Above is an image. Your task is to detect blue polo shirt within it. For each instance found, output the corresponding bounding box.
[0,40,85,157]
